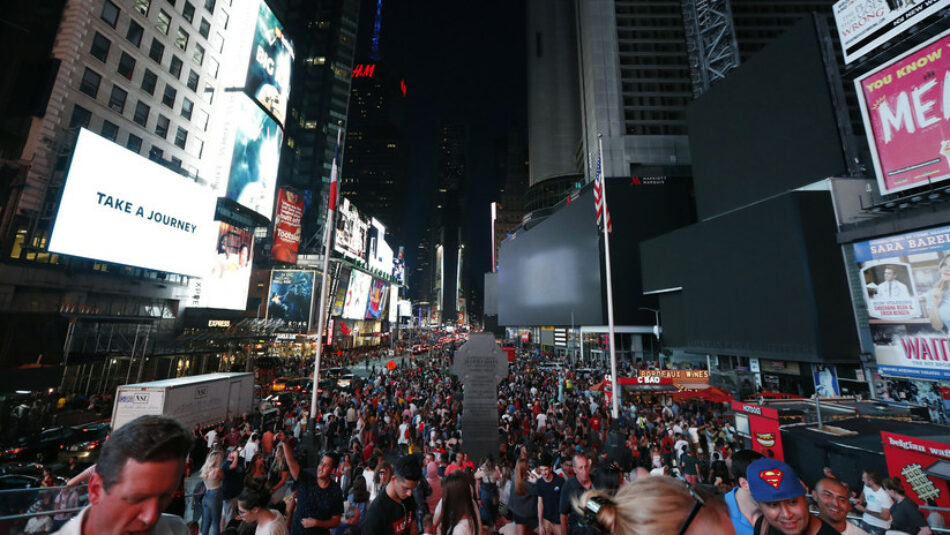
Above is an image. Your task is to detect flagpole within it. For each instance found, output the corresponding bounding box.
[310,121,343,425]
[598,134,620,421]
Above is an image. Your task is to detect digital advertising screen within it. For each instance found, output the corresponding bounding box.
[330,266,351,317]
[834,0,950,65]
[365,280,386,320]
[266,269,315,331]
[48,129,217,276]
[271,188,304,264]
[189,222,254,310]
[225,95,283,220]
[856,28,950,195]
[854,224,950,380]
[368,218,393,273]
[389,285,399,322]
[342,270,372,320]
[245,0,294,126]
[334,198,369,260]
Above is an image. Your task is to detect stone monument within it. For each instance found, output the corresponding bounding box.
[451,333,509,464]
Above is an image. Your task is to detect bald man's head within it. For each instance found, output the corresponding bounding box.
[815,477,852,525]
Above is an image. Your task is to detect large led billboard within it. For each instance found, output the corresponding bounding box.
[856,28,950,195]
[330,266,351,317]
[342,270,372,319]
[189,222,254,310]
[49,129,216,276]
[854,224,950,380]
[245,0,294,126]
[368,218,394,273]
[834,0,950,65]
[334,198,369,260]
[366,280,387,320]
[389,285,399,322]
[271,188,304,264]
[266,269,315,331]
[224,95,283,219]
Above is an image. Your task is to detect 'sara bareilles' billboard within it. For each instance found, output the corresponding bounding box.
[266,269,315,332]
[834,0,950,65]
[271,188,304,264]
[853,224,950,380]
[856,29,950,194]
[49,129,216,276]
[245,0,294,126]
[343,270,372,320]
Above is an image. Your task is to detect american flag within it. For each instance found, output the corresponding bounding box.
[593,154,612,232]
[328,141,340,212]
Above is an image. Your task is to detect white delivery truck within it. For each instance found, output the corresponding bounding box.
[111,372,254,431]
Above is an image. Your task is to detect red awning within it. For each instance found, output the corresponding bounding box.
[671,385,733,403]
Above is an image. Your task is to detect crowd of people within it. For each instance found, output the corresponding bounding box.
[4,339,945,535]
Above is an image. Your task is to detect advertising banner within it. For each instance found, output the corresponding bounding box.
[881,431,950,525]
[266,269,315,331]
[330,266,351,317]
[343,270,372,320]
[731,401,784,460]
[245,0,294,126]
[369,218,394,273]
[813,364,841,397]
[366,280,386,320]
[49,129,217,276]
[854,225,950,380]
[189,222,254,310]
[224,95,283,220]
[271,188,304,264]
[389,285,399,323]
[334,198,369,260]
[834,0,950,65]
[856,28,950,194]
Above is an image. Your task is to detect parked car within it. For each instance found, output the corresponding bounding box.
[319,367,354,392]
[65,422,110,458]
[1,427,74,463]
[0,473,69,516]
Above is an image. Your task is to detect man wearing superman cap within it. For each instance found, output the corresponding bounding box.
[747,458,839,535]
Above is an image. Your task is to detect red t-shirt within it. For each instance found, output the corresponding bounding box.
[590,417,602,431]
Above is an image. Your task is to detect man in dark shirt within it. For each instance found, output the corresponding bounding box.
[747,458,839,535]
[882,477,931,535]
[221,446,245,528]
[560,451,594,535]
[362,454,421,535]
[279,432,344,535]
[536,452,564,534]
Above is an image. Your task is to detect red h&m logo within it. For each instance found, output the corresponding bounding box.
[352,64,376,78]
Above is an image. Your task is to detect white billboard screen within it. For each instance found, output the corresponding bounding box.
[188,222,254,310]
[833,0,950,64]
[49,129,216,276]
[342,270,372,319]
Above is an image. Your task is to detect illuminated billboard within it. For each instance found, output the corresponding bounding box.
[334,198,368,260]
[368,218,394,273]
[366,280,387,320]
[330,266,351,317]
[266,269,315,331]
[189,222,254,310]
[224,94,283,219]
[271,188,304,264]
[388,285,399,322]
[49,129,217,276]
[834,0,950,65]
[854,224,950,380]
[856,29,950,195]
[245,0,294,126]
[342,270,372,320]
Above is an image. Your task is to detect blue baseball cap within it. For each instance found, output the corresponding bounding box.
[746,458,805,503]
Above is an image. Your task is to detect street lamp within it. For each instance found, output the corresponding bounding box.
[639,307,660,339]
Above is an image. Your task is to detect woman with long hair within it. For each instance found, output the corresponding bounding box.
[268,444,290,505]
[930,255,950,331]
[200,449,225,535]
[505,458,539,535]
[439,470,481,535]
[245,453,268,491]
[371,461,393,502]
[346,471,370,526]
[237,486,287,535]
[474,457,500,534]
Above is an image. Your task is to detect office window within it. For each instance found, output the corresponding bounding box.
[141,69,158,94]
[195,108,209,130]
[169,55,183,78]
[166,0,177,6]
[118,52,136,79]
[69,105,92,129]
[149,146,163,161]
[134,0,150,16]
[221,10,229,29]
[101,1,119,27]
[79,68,101,98]
[100,120,119,141]
[162,84,177,107]
[155,114,170,138]
[148,38,165,63]
[175,28,189,50]
[199,18,210,38]
[126,133,143,153]
[182,1,195,22]
[133,101,150,126]
[186,70,199,91]
[126,20,144,47]
[170,156,182,169]
[193,43,205,65]
[207,56,218,78]
[211,32,224,53]
[180,97,193,120]
[204,0,215,14]
[109,85,128,113]
[156,10,171,34]
[90,32,111,62]
[174,126,187,148]
[201,82,214,104]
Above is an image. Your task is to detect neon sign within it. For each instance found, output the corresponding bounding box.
[352,64,376,78]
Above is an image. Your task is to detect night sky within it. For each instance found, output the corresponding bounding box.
[363,1,527,310]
